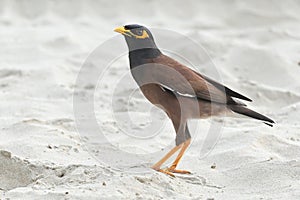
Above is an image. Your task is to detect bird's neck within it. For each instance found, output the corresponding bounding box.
[129,48,161,69]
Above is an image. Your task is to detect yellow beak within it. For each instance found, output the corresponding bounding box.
[114,26,131,37]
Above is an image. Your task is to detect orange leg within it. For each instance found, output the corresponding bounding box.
[151,139,191,177]
[167,138,191,174]
[151,145,183,170]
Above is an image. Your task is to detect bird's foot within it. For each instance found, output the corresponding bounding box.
[167,167,191,174]
[152,166,191,177]
[152,166,175,177]
[158,168,175,177]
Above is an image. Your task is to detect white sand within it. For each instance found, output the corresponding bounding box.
[1,0,300,199]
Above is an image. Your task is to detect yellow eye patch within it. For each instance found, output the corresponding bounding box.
[130,30,149,39]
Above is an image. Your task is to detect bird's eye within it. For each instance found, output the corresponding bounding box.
[135,29,143,35]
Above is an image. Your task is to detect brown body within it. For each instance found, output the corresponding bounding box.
[134,54,230,145]
[141,83,227,144]
[141,83,227,119]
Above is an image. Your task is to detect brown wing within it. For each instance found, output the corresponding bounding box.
[194,72,252,102]
[147,54,231,104]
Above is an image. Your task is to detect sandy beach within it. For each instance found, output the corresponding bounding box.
[0,0,300,199]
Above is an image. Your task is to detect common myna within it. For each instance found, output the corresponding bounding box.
[114,24,274,177]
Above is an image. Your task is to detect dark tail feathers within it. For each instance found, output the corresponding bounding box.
[229,105,275,126]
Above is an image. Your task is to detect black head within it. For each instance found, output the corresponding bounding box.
[114,24,159,53]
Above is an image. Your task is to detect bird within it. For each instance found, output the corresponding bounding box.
[114,24,275,177]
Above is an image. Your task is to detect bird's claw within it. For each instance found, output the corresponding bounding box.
[167,167,191,174]
[158,168,175,177]
[153,167,191,177]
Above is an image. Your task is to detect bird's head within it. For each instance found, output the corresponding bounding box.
[114,24,158,52]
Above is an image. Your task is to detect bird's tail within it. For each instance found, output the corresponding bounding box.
[229,105,275,127]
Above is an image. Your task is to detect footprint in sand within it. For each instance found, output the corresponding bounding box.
[0,69,22,79]
[178,175,207,185]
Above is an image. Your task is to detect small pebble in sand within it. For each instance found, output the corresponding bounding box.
[211,163,216,169]
[102,182,106,186]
